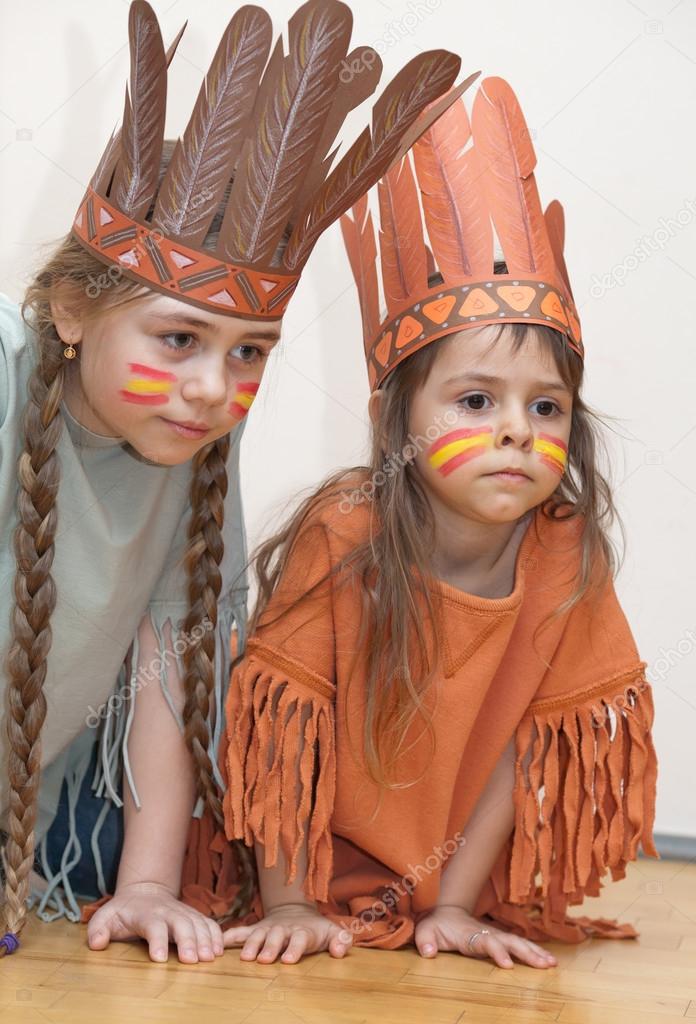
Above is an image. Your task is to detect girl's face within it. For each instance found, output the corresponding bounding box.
[56,291,280,465]
[408,325,573,525]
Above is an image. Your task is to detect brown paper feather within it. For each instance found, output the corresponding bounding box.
[152,6,272,244]
[284,50,460,271]
[413,96,491,282]
[290,46,383,224]
[340,194,379,343]
[221,0,353,265]
[377,158,427,314]
[110,0,167,221]
[91,17,186,198]
[470,76,554,277]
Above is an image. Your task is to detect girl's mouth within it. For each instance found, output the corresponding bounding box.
[160,417,209,439]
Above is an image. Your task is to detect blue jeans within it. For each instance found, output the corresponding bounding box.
[35,736,125,898]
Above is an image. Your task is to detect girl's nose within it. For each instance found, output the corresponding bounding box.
[181,363,228,405]
[497,416,534,449]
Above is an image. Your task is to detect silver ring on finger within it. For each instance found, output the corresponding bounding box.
[467,928,490,953]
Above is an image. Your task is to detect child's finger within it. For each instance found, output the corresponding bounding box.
[143,918,171,963]
[501,934,557,968]
[469,931,513,968]
[171,915,200,964]
[207,919,224,956]
[280,929,311,964]
[328,929,352,958]
[86,911,113,951]
[189,915,216,961]
[257,924,291,963]
[222,924,255,947]
[240,926,270,960]
[414,923,438,958]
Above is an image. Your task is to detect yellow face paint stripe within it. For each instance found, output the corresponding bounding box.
[233,391,255,411]
[124,378,172,395]
[428,432,493,471]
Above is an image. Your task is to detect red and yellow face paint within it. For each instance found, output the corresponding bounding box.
[228,381,259,420]
[533,432,568,477]
[119,363,177,405]
[427,426,494,477]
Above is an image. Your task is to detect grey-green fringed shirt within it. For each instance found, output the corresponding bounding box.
[0,292,249,922]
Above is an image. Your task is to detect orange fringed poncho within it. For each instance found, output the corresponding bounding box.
[209,495,659,948]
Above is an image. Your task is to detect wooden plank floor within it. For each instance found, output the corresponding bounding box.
[1,856,695,1023]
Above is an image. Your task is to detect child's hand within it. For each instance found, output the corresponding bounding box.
[222,903,353,964]
[415,905,557,969]
[86,881,225,964]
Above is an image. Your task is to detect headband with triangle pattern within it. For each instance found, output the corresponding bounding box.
[71,0,467,321]
[341,76,583,391]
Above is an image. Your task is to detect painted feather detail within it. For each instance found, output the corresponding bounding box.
[91,17,186,199]
[544,200,575,301]
[340,194,379,343]
[110,0,167,221]
[285,50,461,271]
[413,96,492,282]
[222,0,353,265]
[289,45,383,226]
[471,76,554,277]
[152,6,272,244]
[389,70,480,168]
[377,157,427,314]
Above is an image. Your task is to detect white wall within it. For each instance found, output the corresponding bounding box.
[1,0,694,838]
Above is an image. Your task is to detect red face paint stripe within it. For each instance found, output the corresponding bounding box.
[228,402,247,418]
[119,390,169,406]
[127,362,178,382]
[438,445,490,478]
[427,425,493,458]
[539,453,565,477]
[538,431,568,452]
[237,381,260,395]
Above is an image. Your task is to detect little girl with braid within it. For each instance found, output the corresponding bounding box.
[0,0,461,961]
[220,78,659,967]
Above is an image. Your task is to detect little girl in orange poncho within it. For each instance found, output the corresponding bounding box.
[219,78,658,968]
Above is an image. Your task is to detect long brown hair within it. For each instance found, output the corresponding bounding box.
[248,319,625,789]
[1,140,255,946]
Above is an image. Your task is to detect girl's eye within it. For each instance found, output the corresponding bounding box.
[531,400,560,416]
[457,393,490,411]
[457,393,561,416]
[159,332,196,352]
[231,344,264,364]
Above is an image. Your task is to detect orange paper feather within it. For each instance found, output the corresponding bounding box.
[471,76,554,277]
[340,194,379,344]
[377,157,427,314]
[544,199,575,302]
[413,96,492,282]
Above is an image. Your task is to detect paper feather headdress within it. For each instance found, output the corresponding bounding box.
[70,0,468,321]
[340,77,583,391]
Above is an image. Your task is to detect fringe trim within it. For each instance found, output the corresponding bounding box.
[476,666,659,943]
[224,641,336,904]
[30,596,244,925]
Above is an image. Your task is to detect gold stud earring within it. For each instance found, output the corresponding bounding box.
[63,343,77,359]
